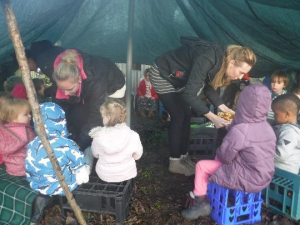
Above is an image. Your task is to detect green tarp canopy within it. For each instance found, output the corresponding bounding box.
[0,0,299,77]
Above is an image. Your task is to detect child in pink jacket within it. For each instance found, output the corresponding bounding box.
[0,98,36,176]
[89,99,143,182]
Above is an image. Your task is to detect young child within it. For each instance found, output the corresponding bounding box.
[137,68,158,117]
[182,83,276,220]
[267,70,289,125]
[0,92,14,165]
[293,88,300,123]
[232,77,250,110]
[89,99,143,182]
[32,78,46,102]
[272,94,300,174]
[25,102,91,196]
[0,98,36,176]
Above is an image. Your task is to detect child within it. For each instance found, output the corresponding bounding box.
[137,68,158,117]
[267,70,289,125]
[32,78,46,102]
[0,98,36,176]
[272,94,300,174]
[182,83,276,220]
[293,88,300,123]
[89,99,143,182]
[232,77,250,110]
[25,102,91,196]
[0,92,14,166]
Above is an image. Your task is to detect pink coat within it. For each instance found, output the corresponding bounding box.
[0,122,36,176]
[90,123,143,182]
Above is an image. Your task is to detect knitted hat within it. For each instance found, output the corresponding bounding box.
[11,84,27,99]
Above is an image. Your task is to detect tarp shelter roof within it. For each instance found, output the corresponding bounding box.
[0,0,299,77]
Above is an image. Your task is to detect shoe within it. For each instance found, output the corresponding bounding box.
[169,158,195,176]
[148,111,156,117]
[139,110,147,117]
[181,192,211,220]
[181,154,196,170]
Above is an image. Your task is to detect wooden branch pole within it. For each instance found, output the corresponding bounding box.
[1,1,87,224]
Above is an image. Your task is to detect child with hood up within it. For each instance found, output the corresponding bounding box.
[25,102,91,196]
[182,83,276,220]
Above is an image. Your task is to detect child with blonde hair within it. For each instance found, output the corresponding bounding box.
[0,92,14,165]
[89,99,143,182]
[0,98,35,176]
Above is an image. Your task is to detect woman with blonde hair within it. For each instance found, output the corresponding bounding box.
[30,40,126,151]
[149,36,256,176]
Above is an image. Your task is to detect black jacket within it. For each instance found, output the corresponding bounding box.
[31,42,125,149]
[155,37,225,115]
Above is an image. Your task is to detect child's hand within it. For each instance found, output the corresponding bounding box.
[132,153,140,160]
[75,165,90,185]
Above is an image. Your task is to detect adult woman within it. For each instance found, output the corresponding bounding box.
[30,41,126,151]
[149,37,256,176]
[52,49,125,151]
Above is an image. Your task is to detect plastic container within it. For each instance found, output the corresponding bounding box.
[189,126,218,159]
[264,167,300,220]
[59,177,134,223]
[207,182,262,225]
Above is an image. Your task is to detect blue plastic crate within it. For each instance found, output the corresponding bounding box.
[264,168,300,220]
[207,182,262,225]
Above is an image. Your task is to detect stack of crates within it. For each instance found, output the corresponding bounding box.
[264,167,300,220]
[189,117,218,159]
[59,176,134,223]
[207,182,262,225]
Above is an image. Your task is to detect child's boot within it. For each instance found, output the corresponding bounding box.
[181,192,211,220]
[169,158,195,176]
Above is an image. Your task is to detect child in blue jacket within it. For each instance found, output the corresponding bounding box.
[25,102,90,196]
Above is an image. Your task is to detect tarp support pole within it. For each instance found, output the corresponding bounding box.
[125,0,135,126]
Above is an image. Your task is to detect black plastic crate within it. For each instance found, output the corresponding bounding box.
[189,126,218,159]
[59,176,134,223]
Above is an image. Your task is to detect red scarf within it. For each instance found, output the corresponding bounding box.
[54,49,87,99]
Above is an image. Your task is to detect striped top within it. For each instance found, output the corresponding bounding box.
[149,64,176,94]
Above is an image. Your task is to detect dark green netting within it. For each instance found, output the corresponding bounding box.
[0,0,299,78]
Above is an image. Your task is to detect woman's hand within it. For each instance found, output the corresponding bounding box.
[204,111,230,128]
[218,104,235,115]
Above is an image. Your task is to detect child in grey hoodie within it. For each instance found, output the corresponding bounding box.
[272,94,300,174]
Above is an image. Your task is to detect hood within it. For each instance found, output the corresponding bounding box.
[36,102,69,138]
[90,123,131,155]
[233,83,271,124]
[30,40,53,61]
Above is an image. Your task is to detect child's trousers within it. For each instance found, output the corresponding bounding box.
[193,157,222,196]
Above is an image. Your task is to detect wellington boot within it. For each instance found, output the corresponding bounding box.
[182,194,211,220]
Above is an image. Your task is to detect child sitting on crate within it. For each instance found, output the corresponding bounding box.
[25,102,92,196]
[89,99,143,182]
[136,68,158,117]
[0,92,14,166]
[0,98,36,176]
[181,83,276,220]
[271,94,300,174]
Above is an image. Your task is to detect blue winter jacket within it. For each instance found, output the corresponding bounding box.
[25,102,86,195]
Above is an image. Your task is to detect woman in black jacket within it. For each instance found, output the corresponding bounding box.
[31,41,125,151]
[149,37,256,176]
